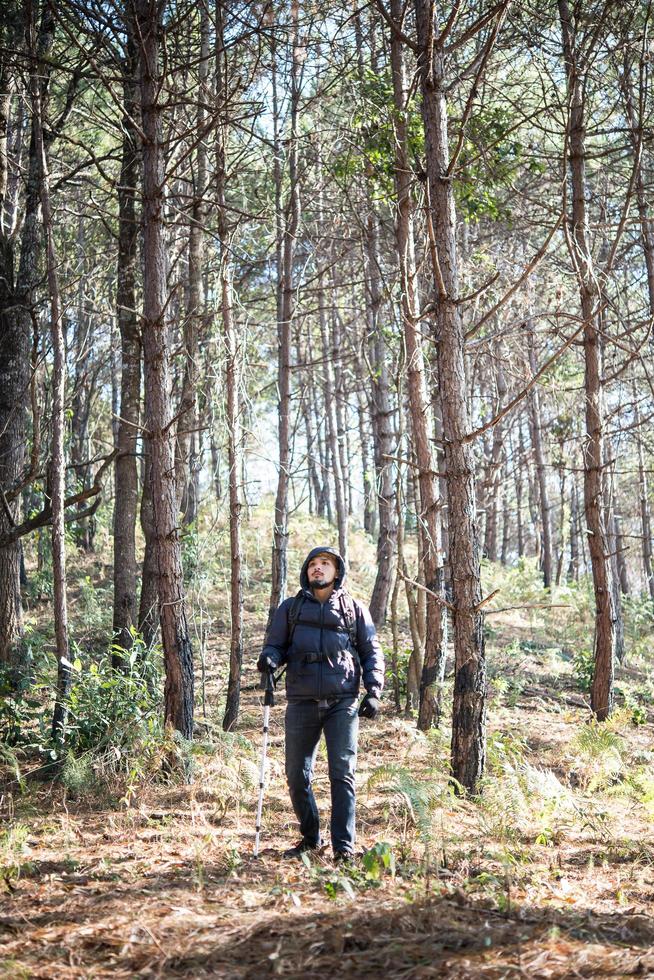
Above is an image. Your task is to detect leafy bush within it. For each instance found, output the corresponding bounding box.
[0,665,48,749]
[62,637,164,771]
[573,646,595,692]
[362,841,396,880]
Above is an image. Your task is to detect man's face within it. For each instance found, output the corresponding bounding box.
[307,554,338,589]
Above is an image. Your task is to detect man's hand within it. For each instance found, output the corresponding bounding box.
[257,653,277,673]
[358,692,381,720]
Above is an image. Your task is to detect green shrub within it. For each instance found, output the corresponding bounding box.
[63,637,164,769]
[0,665,48,749]
[572,647,594,692]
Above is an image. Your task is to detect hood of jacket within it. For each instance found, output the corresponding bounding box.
[299,546,346,592]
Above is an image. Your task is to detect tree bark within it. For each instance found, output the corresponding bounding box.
[268,2,301,627]
[29,9,70,743]
[319,270,348,560]
[113,32,141,662]
[568,479,580,582]
[526,320,553,588]
[387,0,444,728]
[0,7,37,674]
[217,0,244,733]
[176,4,209,526]
[136,0,193,739]
[559,0,615,721]
[362,210,397,626]
[415,0,486,789]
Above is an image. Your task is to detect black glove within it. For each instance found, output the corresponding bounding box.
[257,653,277,673]
[358,692,381,720]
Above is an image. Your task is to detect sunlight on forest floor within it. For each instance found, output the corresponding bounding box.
[2,508,654,978]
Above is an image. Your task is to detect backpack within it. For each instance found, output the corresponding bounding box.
[287,590,358,649]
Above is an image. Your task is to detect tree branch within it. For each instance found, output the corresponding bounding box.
[0,450,117,546]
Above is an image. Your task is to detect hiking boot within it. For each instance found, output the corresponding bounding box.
[282,839,321,859]
[333,850,355,865]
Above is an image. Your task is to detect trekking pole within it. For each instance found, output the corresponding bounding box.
[254,669,275,856]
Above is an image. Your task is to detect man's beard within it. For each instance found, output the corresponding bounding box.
[311,578,329,589]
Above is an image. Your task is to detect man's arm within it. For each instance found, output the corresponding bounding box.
[258,599,292,671]
[354,601,385,695]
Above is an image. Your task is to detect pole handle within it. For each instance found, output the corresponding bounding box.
[261,668,275,706]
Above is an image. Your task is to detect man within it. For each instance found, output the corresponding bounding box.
[257,546,384,862]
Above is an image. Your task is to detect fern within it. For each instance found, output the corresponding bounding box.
[0,743,24,792]
[366,764,454,840]
[573,721,624,792]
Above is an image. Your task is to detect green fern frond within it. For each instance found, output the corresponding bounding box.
[574,722,624,758]
[366,764,450,838]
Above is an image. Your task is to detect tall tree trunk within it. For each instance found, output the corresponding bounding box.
[559,0,615,721]
[0,8,38,674]
[514,426,525,558]
[568,479,580,582]
[70,209,95,552]
[268,2,301,626]
[113,35,141,662]
[365,260,398,628]
[526,319,553,588]
[138,445,159,648]
[354,355,376,535]
[354,10,397,626]
[331,306,352,520]
[555,458,566,586]
[482,344,507,564]
[388,0,444,728]
[176,5,209,527]
[319,265,348,560]
[136,0,193,739]
[415,1,486,789]
[217,0,244,732]
[30,14,70,742]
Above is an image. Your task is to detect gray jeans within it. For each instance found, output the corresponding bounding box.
[285,696,358,853]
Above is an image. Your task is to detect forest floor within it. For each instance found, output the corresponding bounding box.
[2,510,654,978]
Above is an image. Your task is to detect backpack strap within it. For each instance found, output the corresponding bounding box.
[288,589,357,650]
[287,590,305,643]
[338,592,358,650]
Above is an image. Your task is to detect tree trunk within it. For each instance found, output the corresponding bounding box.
[526,320,553,588]
[568,480,580,582]
[388,0,444,728]
[319,271,348,559]
[136,0,193,739]
[268,3,301,626]
[363,207,397,626]
[559,0,615,721]
[0,8,37,675]
[415,1,486,789]
[113,35,141,662]
[482,345,508,565]
[29,16,70,742]
[176,5,209,526]
[217,0,244,732]
[515,436,525,559]
[354,355,376,535]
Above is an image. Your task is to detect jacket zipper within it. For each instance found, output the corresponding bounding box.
[318,601,325,700]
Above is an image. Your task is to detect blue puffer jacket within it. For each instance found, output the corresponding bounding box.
[261,546,385,702]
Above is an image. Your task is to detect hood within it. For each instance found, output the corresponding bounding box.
[299,546,346,591]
